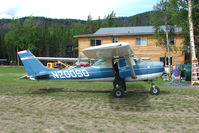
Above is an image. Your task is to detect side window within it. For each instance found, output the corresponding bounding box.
[170,36,175,45]
[90,39,95,46]
[90,39,101,46]
[118,58,128,68]
[164,36,175,45]
[136,37,147,46]
[112,38,118,43]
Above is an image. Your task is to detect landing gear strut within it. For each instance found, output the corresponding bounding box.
[112,77,126,98]
[112,61,126,98]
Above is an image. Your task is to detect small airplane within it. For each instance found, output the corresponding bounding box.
[18,42,164,98]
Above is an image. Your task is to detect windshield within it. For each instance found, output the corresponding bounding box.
[133,54,143,64]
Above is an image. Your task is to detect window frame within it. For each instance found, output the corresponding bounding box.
[90,39,101,46]
[136,37,147,46]
[112,38,118,43]
[164,36,175,45]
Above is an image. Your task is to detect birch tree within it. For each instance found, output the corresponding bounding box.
[152,0,174,76]
[188,0,196,59]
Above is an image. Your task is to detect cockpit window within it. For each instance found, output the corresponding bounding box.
[134,58,142,64]
[133,54,143,64]
[118,58,129,68]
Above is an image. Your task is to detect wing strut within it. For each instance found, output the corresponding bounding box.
[127,57,137,79]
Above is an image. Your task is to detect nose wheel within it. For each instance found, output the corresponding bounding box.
[150,83,160,95]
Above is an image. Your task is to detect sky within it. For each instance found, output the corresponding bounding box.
[0,0,161,20]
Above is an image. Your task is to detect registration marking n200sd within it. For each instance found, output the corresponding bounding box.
[51,70,90,79]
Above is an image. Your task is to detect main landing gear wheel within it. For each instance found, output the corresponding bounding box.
[113,88,124,98]
[150,85,160,95]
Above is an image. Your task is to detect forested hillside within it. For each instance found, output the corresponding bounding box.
[116,12,152,26]
[0,17,85,30]
[0,11,152,30]
[0,11,153,64]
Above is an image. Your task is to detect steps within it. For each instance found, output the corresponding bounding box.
[191,58,199,85]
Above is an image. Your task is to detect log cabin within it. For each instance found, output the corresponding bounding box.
[74,26,185,66]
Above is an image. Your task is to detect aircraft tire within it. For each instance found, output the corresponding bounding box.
[113,88,124,98]
[150,86,160,95]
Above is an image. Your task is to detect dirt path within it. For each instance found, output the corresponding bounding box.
[0,94,199,133]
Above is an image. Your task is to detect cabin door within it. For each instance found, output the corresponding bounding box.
[118,58,136,79]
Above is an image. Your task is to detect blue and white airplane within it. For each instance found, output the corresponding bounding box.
[18,42,164,98]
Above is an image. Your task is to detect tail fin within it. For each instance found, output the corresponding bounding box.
[18,50,46,76]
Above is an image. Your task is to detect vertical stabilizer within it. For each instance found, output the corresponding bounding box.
[18,50,46,76]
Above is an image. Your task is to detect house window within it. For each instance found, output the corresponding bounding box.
[112,38,118,43]
[170,37,175,45]
[164,36,175,45]
[160,57,172,66]
[66,45,73,52]
[90,39,101,46]
[136,37,147,46]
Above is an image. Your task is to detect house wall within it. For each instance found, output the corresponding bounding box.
[77,35,185,66]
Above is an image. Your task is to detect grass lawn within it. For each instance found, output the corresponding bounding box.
[0,66,199,133]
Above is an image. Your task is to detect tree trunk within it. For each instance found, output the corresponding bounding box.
[188,0,196,59]
[188,0,197,82]
[165,15,171,76]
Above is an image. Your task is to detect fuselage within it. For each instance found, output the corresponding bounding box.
[35,60,164,82]
[18,49,164,82]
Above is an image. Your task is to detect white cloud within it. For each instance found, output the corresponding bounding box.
[0,0,160,20]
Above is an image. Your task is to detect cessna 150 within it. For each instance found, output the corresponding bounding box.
[18,42,164,98]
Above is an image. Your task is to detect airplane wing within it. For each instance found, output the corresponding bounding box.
[83,42,137,79]
[37,43,133,62]
[83,42,134,59]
